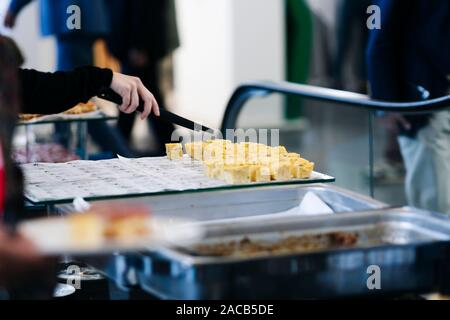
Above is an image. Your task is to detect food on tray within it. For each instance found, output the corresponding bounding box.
[70,213,104,247]
[165,143,183,160]
[18,113,42,122]
[221,165,251,184]
[13,143,80,164]
[63,101,97,115]
[18,102,97,122]
[69,205,151,246]
[169,139,315,184]
[269,160,291,181]
[249,165,271,183]
[193,232,359,257]
[184,141,205,160]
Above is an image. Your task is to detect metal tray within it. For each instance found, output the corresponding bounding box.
[136,208,450,299]
[64,184,387,293]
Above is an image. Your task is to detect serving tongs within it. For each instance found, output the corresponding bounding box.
[98,88,213,133]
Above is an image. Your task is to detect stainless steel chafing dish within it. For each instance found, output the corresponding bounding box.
[58,185,450,299]
[55,184,450,299]
[136,207,450,299]
[60,184,387,292]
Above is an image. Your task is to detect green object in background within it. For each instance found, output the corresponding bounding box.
[285,0,313,120]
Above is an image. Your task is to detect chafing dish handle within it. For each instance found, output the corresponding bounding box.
[221,80,450,132]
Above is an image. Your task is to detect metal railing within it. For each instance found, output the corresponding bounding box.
[220,80,450,197]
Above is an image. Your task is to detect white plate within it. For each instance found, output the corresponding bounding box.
[53,284,76,298]
[20,110,103,123]
[18,216,204,256]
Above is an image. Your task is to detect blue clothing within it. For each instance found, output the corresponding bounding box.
[56,34,96,71]
[366,0,450,136]
[8,0,109,37]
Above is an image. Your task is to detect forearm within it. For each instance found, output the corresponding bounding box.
[18,66,113,114]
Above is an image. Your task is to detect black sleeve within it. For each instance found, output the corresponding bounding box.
[18,66,113,114]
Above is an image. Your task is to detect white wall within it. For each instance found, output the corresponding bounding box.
[173,0,232,129]
[1,0,285,129]
[0,0,56,71]
[173,0,285,130]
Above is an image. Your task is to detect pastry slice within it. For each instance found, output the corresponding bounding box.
[221,165,251,184]
[165,143,183,160]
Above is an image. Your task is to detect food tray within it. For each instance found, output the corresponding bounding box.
[55,184,387,291]
[22,157,334,205]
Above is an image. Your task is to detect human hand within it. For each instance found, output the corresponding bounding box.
[3,11,16,28]
[110,72,160,120]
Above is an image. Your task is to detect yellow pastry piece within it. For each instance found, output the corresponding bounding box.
[269,146,288,158]
[300,159,315,179]
[184,142,194,158]
[291,158,315,179]
[269,160,292,181]
[182,139,314,184]
[249,165,271,183]
[221,165,251,184]
[185,142,204,160]
[203,140,231,162]
[287,152,301,160]
[166,143,183,160]
[203,160,225,178]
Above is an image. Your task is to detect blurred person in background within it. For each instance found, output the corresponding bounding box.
[0,34,56,299]
[107,0,179,156]
[3,0,134,158]
[367,0,450,214]
[335,0,404,180]
[333,0,371,93]
[0,34,158,298]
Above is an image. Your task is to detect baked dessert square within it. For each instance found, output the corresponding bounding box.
[166,143,183,160]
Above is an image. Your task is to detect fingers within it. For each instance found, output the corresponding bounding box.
[140,91,152,120]
[129,82,140,113]
[111,73,160,119]
[137,82,160,119]
[118,87,131,114]
[118,81,137,114]
[152,95,160,117]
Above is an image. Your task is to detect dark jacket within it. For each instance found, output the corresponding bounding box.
[366,0,450,136]
[107,0,179,63]
[1,61,112,224]
[8,0,109,37]
[18,67,113,114]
